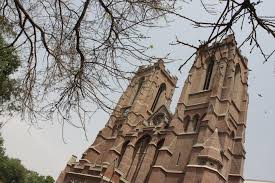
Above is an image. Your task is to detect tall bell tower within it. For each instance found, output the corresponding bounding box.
[149,35,248,183]
[57,60,178,183]
[57,35,248,183]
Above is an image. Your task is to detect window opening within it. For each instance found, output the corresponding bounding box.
[232,64,241,103]
[130,135,152,182]
[203,59,214,90]
[151,83,166,112]
[176,152,181,166]
[144,139,165,183]
[193,115,200,131]
[184,116,190,132]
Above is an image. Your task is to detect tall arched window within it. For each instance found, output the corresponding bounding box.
[176,152,181,166]
[144,139,165,183]
[233,64,241,104]
[151,83,166,112]
[192,114,200,131]
[130,135,152,182]
[203,59,215,90]
[118,140,130,166]
[183,116,191,132]
[131,77,145,105]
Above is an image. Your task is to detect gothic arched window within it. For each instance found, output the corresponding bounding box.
[144,139,165,183]
[192,114,200,131]
[183,116,191,132]
[130,135,152,182]
[151,83,166,112]
[233,64,241,104]
[131,77,145,105]
[176,152,181,166]
[138,135,151,155]
[203,58,215,90]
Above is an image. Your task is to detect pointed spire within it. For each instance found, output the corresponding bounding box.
[198,128,223,165]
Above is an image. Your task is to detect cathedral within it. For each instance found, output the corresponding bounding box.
[57,35,249,183]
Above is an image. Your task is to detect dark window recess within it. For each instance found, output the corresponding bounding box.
[176,152,181,165]
[193,115,200,131]
[184,116,190,132]
[203,59,214,90]
[151,83,166,112]
[232,64,241,102]
[130,135,152,182]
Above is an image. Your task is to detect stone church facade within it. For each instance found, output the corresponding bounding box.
[57,35,249,183]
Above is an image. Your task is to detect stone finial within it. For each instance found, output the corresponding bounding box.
[67,155,77,166]
[154,59,165,70]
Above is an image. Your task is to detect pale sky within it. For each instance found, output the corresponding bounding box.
[1,0,275,181]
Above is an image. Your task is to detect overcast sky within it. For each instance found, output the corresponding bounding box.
[1,0,275,181]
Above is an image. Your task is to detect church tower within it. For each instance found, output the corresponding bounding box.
[57,35,248,183]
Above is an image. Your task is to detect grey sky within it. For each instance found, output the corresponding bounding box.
[1,0,275,181]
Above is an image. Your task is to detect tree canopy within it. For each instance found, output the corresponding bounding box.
[0,20,21,181]
[0,133,55,183]
[0,19,54,183]
[0,0,274,131]
[0,34,21,116]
